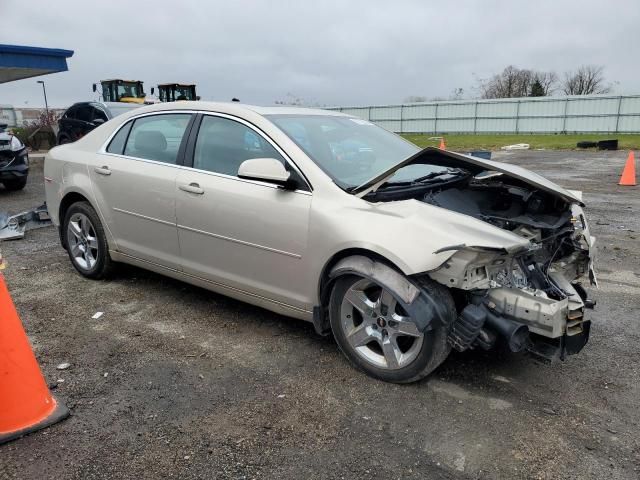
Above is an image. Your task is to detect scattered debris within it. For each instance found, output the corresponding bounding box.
[56,362,71,370]
[92,311,104,320]
[103,372,109,378]
[501,143,530,151]
[0,203,52,241]
[542,407,558,415]
[277,394,286,399]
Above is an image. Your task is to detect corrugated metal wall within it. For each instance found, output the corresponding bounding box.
[327,95,640,134]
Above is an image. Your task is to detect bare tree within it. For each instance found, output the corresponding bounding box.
[531,71,557,96]
[477,66,557,99]
[562,65,611,95]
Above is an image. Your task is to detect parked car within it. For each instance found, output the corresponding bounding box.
[0,130,28,190]
[56,101,141,145]
[44,102,596,383]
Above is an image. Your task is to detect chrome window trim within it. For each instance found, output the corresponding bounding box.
[98,109,313,193]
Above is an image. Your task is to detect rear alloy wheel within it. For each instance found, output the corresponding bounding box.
[63,202,113,279]
[330,275,453,383]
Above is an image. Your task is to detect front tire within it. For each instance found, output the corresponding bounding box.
[62,201,113,279]
[329,275,454,383]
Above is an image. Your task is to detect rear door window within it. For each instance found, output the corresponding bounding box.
[123,114,192,164]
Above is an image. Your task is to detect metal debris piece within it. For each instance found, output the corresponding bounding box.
[0,203,52,241]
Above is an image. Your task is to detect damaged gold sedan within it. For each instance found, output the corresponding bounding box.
[44,103,596,383]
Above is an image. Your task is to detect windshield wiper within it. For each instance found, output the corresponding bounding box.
[378,168,467,188]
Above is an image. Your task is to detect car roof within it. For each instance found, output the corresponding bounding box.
[114,101,350,118]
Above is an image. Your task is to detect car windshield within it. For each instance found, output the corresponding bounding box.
[268,114,447,189]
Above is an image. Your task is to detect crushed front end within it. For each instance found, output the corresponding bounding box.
[425,183,597,361]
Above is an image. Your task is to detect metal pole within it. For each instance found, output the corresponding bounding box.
[615,95,623,133]
[473,101,478,134]
[561,97,569,134]
[37,81,49,116]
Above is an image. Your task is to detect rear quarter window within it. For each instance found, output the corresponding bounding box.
[106,121,133,154]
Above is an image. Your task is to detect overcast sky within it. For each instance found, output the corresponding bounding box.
[1,0,638,109]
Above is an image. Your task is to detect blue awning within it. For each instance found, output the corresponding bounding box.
[0,44,74,84]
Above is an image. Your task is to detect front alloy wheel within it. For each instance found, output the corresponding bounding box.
[340,278,424,370]
[330,274,453,383]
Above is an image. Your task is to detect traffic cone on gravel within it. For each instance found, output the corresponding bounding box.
[439,137,446,150]
[0,271,69,444]
[619,151,636,186]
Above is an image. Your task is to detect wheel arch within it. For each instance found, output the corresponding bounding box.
[313,248,416,335]
[58,191,92,248]
[314,248,453,338]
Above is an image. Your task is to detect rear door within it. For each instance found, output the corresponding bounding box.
[90,112,194,270]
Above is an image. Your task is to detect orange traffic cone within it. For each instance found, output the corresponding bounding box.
[439,137,446,150]
[0,272,69,444]
[619,151,636,186]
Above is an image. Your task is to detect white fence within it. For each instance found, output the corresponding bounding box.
[327,95,640,134]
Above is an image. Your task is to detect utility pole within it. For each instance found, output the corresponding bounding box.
[36,80,49,117]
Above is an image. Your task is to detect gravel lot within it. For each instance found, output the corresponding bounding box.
[1,151,639,479]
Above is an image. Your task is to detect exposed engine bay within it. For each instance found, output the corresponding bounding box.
[361,150,597,362]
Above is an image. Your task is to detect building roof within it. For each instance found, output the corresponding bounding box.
[0,44,74,83]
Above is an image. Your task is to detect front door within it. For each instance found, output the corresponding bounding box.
[90,112,193,270]
[175,114,312,310]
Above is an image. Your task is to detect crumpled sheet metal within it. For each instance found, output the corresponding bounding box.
[0,203,52,241]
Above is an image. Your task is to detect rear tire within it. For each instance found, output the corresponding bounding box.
[62,201,114,279]
[329,274,454,383]
[2,178,27,191]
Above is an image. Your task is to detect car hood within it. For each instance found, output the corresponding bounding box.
[353,147,583,206]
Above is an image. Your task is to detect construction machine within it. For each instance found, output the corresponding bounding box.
[93,79,146,104]
[151,83,199,102]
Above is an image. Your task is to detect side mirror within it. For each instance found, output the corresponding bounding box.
[92,118,106,126]
[151,87,155,95]
[92,83,97,93]
[238,158,293,188]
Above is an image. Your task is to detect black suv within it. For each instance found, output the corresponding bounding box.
[57,101,141,145]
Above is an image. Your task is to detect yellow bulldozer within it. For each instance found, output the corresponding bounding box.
[93,79,147,104]
[152,83,199,102]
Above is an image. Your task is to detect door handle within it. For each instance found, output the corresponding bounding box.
[94,166,111,176]
[179,182,204,195]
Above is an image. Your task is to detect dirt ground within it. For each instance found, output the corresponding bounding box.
[1,151,639,479]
